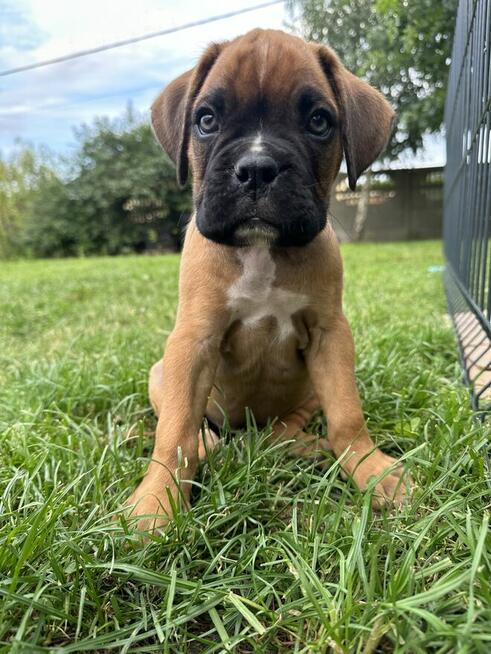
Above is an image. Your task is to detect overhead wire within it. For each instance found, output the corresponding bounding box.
[0,1,285,78]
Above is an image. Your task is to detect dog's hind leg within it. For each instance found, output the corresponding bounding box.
[148,359,220,460]
[270,395,330,459]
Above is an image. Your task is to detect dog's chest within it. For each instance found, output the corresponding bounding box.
[226,248,307,339]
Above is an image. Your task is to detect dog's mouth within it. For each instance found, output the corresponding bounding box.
[234,219,279,247]
[196,159,327,248]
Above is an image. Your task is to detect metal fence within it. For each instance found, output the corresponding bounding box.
[444,0,491,411]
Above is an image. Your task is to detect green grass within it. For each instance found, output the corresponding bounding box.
[0,241,490,653]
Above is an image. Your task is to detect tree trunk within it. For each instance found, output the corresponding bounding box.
[353,169,372,241]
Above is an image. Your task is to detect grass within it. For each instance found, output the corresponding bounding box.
[0,240,490,653]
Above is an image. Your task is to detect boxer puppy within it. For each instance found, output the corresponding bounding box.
[127,29,412,531]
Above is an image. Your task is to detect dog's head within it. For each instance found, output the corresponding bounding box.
[151,29,394,247]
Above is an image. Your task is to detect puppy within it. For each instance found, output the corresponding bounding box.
[127,29,412,531]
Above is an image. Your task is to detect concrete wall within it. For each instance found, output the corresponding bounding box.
[330,166,444,242]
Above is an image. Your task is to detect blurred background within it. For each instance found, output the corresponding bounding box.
[0,0,457,258]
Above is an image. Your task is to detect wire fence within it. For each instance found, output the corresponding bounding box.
[444,0,491,411]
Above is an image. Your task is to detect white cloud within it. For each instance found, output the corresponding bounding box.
[0,0,286,152]
[0,1,445,166]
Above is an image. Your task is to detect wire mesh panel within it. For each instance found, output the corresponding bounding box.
[444,0,491,411]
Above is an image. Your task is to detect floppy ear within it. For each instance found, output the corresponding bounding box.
[151,42,225,187]
[314,45,395,190]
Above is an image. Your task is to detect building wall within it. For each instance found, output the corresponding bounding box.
[330,166,444,242]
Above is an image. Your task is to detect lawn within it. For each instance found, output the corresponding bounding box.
[0,241,490,653]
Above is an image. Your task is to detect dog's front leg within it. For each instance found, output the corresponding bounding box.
[307,314,412,507]
[126,328,220,531]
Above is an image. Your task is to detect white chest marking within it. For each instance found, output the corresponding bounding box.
[227,247,307,339]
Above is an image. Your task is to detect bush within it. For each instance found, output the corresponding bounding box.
[7,111,192,259]
[0,145,55,258]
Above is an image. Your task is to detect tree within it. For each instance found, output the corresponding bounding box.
[287,0,458,159]
[25,110,192,258]
[0,145,55,258]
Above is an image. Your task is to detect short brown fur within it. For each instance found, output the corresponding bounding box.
[128,30,411,531]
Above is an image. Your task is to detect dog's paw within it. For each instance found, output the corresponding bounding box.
[289,434,331,460]
[197,427,221,460]
[125,478,174,533]
[351,450,413,509]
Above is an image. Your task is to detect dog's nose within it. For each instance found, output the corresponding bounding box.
[234,154,279,189]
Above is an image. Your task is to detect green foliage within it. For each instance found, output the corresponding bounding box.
[1,243,490,651]
[0,145,55,258]
[288,0,458,158]
[25,112,191,257]
[0,110,191,260]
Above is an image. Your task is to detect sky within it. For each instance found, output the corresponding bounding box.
[0,0,444,166]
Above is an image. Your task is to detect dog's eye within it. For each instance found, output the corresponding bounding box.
[307,110,332,137]
[197,111,219,135]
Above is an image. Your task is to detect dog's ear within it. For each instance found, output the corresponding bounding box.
[314,44,395,190]
[151,42,225,186]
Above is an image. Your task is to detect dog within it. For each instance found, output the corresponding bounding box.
[127,28,412,531]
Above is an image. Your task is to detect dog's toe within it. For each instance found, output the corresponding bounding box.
[371,466,413,509]
[197,427,222,460]
[350,450,413,508]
